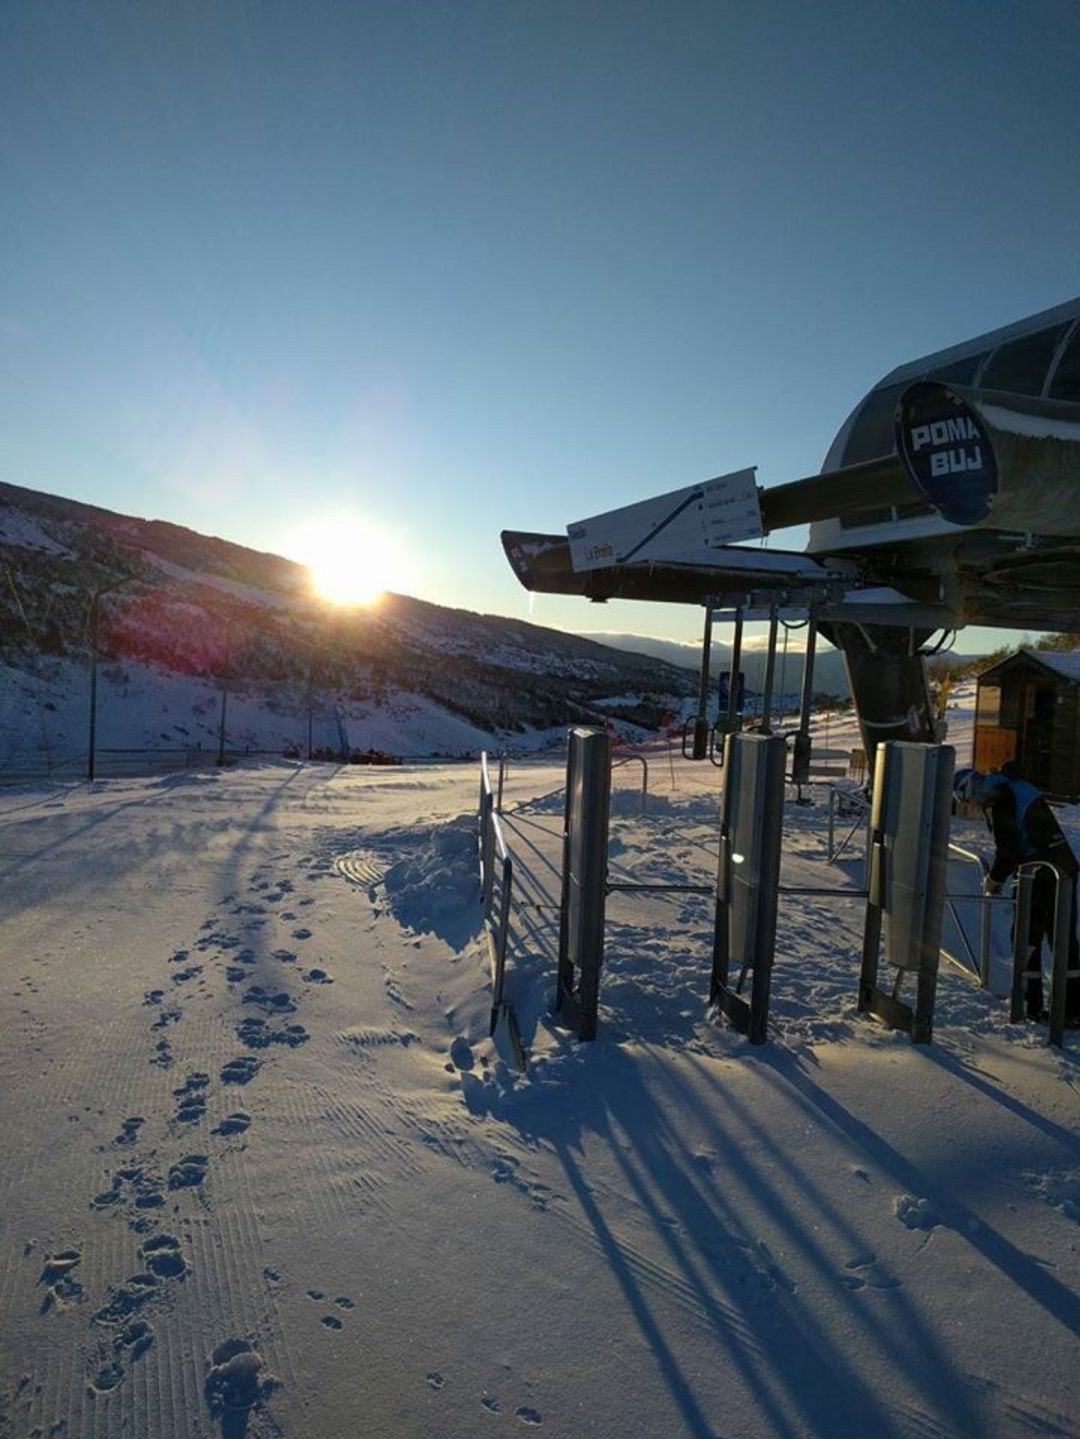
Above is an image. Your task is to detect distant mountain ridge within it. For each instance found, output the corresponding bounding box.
[0,481,696,769]
[580,630,984,698]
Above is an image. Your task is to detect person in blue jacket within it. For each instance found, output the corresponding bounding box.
[972,762,1080,1024]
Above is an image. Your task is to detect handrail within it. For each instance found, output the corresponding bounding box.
[1011,859,1074,1048]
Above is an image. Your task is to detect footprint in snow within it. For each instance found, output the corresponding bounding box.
[114,1317,154,1362]
[212,1111,251,1137]
[204,1338,280,1422]
[449,1036,475,1071]
[141,1233,187,1279]
[516,1407,543,1425]
[113,1117,144,1147]
[755,1240,797,1294]
[236,1016,308,1049]
[220,1055,260,1085]
[426,1373,445,1390]
[38,1250,82,1311]
[88,1362,125,1395]
[321,1315,343,1330]
[94,1271,160,1325]
[840,1252,902,1290]
[151,1038,174,1068]
[167,1154,208,1190]
[895,1194,944,1231]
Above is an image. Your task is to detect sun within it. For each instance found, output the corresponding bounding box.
[291,516,411,607]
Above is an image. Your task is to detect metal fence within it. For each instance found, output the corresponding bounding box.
[478,752,523,1065]
[0,746,204,784]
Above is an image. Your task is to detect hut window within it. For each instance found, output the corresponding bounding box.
[976,685,1001,726]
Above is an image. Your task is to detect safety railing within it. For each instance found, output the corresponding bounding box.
[940,843,1005,988]
[478,753,523,1065]
[1011,860,1076,1049]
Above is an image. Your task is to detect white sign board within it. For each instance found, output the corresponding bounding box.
[567,469,762,573]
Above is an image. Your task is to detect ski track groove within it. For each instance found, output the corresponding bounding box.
[394,1102,479,1170]
[284,1078,375,1240]
[285,1080,409,1213]
[176,1243,209,1439]
[314,1086,427,1181]
[229,1135,299,1396]
[156,1300,187,1439]
[216,1148,273,1350]
[60,1333,80,1439]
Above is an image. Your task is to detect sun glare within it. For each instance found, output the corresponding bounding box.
[292,517,411,607]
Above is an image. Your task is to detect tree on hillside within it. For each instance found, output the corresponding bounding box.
[1034,632,1080,651]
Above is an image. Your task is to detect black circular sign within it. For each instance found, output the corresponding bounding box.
[895,381,997,526]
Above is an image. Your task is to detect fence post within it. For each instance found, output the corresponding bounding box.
[1049,868,1072,1049]
[1010,869,1036,1025]
[481,792,495,915]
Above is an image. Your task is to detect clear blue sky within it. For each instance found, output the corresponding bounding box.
[4,0,1079,652]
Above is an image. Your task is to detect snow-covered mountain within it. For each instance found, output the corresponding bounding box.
[0,482,696,774]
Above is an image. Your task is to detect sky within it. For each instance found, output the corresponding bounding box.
[3,0,1080,654]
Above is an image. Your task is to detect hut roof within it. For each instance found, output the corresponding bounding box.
[978,648,1080,684]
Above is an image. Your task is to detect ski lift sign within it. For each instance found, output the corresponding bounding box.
[567,468,762,573]
[895,381,997,526]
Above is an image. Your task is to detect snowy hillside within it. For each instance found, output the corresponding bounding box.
[0,482,696,774]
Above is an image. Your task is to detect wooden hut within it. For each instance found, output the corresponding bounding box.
[973,649,1080,800]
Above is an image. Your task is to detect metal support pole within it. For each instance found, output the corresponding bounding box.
[1049,874,1072,1049]
[693,604,713,760]
[759,607,779,735]
[217,679,229,767]
[88,635,99,782]
[1011,869,1036,1025]
[725,609,744,736]
[979,896,992,989]
[791,616,818,787]
[86,576,131,782]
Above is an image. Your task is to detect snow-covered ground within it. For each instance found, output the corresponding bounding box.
[2,722,1077,1439]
